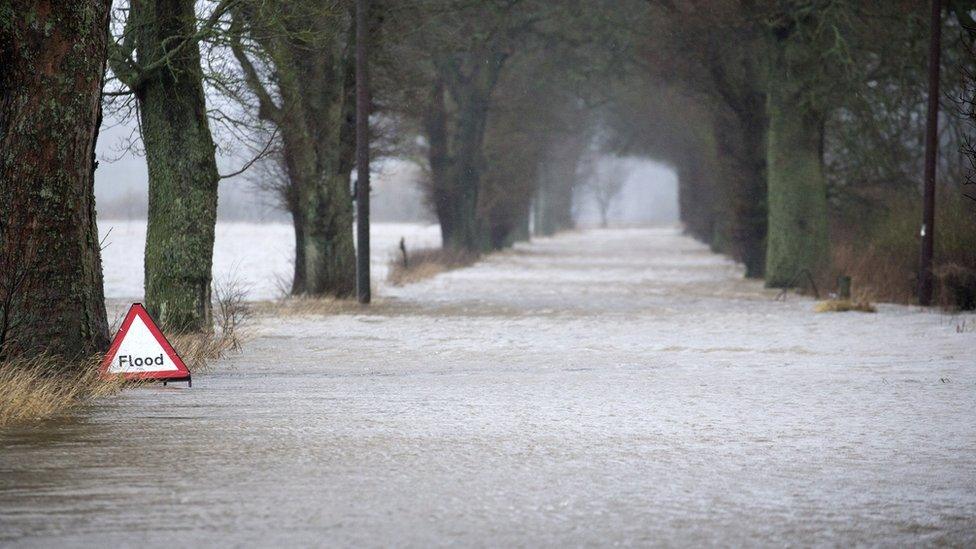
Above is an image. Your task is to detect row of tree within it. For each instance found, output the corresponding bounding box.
[2,0,974,362]
[624,1,976,289]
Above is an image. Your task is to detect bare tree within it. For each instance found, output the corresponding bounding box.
[584,159,627,228]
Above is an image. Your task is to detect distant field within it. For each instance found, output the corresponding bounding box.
[98,221,442,300]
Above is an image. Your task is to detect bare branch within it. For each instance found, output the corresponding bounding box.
[229,9,282,123]
[219,128,279,179]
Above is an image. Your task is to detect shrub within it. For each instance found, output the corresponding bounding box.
[387,247,479,286]
[831,191,976,307]
[936,263,976,311]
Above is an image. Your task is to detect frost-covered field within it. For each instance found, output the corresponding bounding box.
[2,227,975,546]
[98,220,441,300]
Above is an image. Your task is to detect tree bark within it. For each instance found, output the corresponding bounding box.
[130,0,220,331]
[764,64,830,288]
[0,0,111,360]
[292,43,355,297]
[511,204,530,243]
[432,87,489,251]
[447,86,489,251]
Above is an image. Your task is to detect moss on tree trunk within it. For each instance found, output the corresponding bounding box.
[0,0,111,360]
[763,72,830,288]
[300,171,355,296]
[129,0,219,331]
[285,49,355,297]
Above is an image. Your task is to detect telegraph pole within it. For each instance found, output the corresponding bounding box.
[355,0,371,304]
[918,0,942,306]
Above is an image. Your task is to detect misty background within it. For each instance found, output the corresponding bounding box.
[95,116,678,227]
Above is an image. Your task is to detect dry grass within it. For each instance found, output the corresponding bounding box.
[163,277,254,373]
[1,289,251,428]
[0,356,124,428]
[0,327,245,429]
[830,241,913,302]
[936,263,976,311]
[814,299,877,313]
[213,278,252,349]
[168,330,244,373]
[387,247,479,286]
[252,295,364,316]
[831,193,976,308]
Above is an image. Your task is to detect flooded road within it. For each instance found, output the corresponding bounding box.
[2,227,975,546]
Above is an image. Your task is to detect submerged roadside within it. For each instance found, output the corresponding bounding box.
[2,227,972,546]
[0,299,246,429]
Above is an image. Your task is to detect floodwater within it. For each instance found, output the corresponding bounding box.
[2,227,975,546]
[98,220,442,300]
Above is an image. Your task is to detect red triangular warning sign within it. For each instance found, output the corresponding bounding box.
[100,303,191,383]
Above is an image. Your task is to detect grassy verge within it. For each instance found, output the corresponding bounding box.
[0,291,250,428]
[387,247,479,286]
[814,299,877,313]
[0,356,123,427]
[252,296,364,316]
[830,192,976,309]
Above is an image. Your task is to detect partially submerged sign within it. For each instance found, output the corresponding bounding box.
[100,303,191,385]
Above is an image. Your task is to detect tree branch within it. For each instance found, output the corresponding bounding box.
[228,12,283,123]
[219,128,279,179]
[109,0,242,94]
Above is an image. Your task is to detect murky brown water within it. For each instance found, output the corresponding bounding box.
[2,228,975,546]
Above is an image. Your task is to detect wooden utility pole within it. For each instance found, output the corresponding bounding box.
[918,0,942,306]
[355,0,371,304]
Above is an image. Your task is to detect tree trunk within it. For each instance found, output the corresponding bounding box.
[511,203,531,243]
[676,150,716,244]
[238,5,356,297]
[290,209,307,294]
[0,0,111,360]
[426,51,503,253]
[764,68,830,288]
[532,185,547,236]
[442,87,488,251]
[290,50,355,297]
[132,0,219,331]
[301,170,356,296]
[425,81,457,247]
[280,143,355,297]
[534,149,578,237]
[714,112,768,278]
